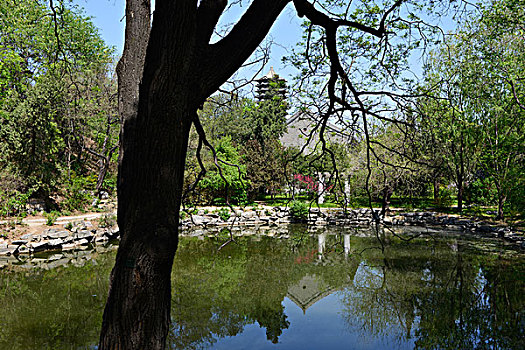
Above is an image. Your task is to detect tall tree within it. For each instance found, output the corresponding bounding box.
[416,0,525,217]
[100,0,470,348]
[0,0,114,202]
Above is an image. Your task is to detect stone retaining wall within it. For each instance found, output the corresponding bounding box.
[0,220,119,257]
[1,207,523,259]
[180,206,524,246]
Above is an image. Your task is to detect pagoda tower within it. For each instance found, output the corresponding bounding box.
[255,67,287,102]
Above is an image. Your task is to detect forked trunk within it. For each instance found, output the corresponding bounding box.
[98,1,291,348]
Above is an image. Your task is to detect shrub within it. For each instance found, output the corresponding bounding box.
[197,137,248,205]
[0,189,32,218]
[218,207,231,222]
[289,200,309,222]
[434,186,453,209]
[44,211,59,226]
[62,173,96,211]
[98,214,117,228]
[465,178,496,206]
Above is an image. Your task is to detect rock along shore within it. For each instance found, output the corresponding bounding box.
[1,206,523,261]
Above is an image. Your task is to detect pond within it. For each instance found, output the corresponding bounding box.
[0,225,524,349]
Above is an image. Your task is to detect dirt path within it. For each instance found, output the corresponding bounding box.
[0,210,117,242]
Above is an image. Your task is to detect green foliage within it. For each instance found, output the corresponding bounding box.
[98,214,117,229]
[416,0,525,217]
[101,174,118,194]
[190,91,288,204]
[507,182,525,215]
[0,189,31,218]
[198,94,252,142]
[242,139,286,200]
[465,177,497,206]
[44,211,59,226]
[217,207,231,222]
[244,97,288,147]
[289,201,309,222]
[434,186,454,209]
[62,173,96,211]
[197,136,248,205]
[0,0,118,204]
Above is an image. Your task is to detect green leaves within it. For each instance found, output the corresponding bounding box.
[417,0,525,217]
[0,0,117,203]
[197,136,248,205]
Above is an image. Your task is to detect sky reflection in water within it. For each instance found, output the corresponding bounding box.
[0,226,523,350]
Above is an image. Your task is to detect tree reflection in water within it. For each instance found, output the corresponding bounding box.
[0,226,522,349]
[168,226,525,349]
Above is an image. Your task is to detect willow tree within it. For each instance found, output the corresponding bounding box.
[99,0,467,348]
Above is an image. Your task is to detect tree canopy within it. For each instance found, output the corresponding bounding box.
[0,0,118,213]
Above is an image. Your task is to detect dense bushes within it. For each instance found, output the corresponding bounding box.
[289,201,309,222]
[0,0,118,216]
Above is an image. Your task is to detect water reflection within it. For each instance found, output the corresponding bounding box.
[0,227,523,349]
[0,248,115,349]
[169,228,525,349]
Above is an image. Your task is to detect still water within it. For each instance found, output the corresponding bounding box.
[0,225,524,349]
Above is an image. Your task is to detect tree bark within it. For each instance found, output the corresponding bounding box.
[99,61,194,349]
[99,1,291,348]
[457,179,464,212]
[380,186,392,217]
[496,195,506,221]
[433,177,440,201]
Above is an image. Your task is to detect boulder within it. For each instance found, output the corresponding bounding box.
[95,235,109,243]
[75,230,93,241]
[47,230,70,239]
[75,239,89,247]
[20,233,34,241]
[242,211,257,219]
[62,243,76,251]
[0,247,17,256]
[48,238,64,248]
[29,241,49,252]
[190,215,207,226]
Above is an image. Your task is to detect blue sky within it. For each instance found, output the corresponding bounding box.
[73,1,461,97]
[74,0,304,81]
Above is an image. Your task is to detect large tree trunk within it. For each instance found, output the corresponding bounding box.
[99,28,196,350]
[98,228,178,349]
[99,97,192,349]
[99,1,291,348]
